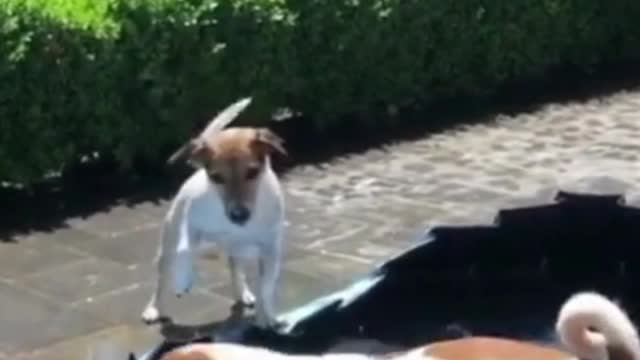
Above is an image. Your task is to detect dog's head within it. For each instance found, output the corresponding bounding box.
[168,97,286,225]
[170,127,286,226]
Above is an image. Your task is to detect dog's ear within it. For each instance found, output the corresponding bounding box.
[252,128,287,157]
[167,138,213,168]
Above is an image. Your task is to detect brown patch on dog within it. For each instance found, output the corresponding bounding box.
[423,337,572,360]
[251,128,287,157]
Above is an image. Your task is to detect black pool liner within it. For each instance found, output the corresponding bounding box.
[133,187,640,359]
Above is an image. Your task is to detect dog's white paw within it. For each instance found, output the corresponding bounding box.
[141,306,162,325]
[241,289,256,307]
[174,274,194,298]
[175,288,190,298]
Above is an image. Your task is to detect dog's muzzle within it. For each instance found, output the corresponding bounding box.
[228,205,250,225]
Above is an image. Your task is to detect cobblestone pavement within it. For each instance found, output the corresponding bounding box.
[5,87,640,359]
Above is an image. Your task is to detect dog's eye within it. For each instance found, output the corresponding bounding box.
[208,172,225,184]
[245,166,260,180]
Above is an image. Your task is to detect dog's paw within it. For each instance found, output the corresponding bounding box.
[175,291,187,299]
[230,298,255,318]
[141,306,169,325]
[173,266,196,298]
[175,279,194,298]
[241,289,256,308]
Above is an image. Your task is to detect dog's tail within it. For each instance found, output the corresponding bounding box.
[167,97,252,165]
[556,292,640,360]
[200,97,252,139]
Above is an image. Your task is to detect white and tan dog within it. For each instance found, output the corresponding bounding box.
[157,291,640,360]
[141,97,287,329]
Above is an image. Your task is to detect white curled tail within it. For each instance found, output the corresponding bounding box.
[556,291,640,360]
[201,97,253,139]
[166,97,252,165]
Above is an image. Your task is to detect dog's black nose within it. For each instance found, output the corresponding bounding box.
[228,206,250,224]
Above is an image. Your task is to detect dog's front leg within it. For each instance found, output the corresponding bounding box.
[255,237,282,329]
[142,221,175,324]
[228,255,256,310]
[173,225,200,298]
[142,210,197,324]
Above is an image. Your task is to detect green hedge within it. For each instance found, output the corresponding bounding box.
[2,0,640,184]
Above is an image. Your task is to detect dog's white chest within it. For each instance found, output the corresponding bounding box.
[176,169,282,259]
[188,199,266,258]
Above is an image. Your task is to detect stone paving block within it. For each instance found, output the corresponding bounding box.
[77,282,233,327]
[33,226,101,253]
[310,214,428,250]
[420,182,510,204]
[189,256,231,289]
[498,186,559,210]
[0,281,108,355]
[66,205,159,237]
[426,207,502,228]
[0,343,12,358]
[285,212,369,249]
[211,268,340,313]
[126,199,171,221]
[53,225,161,266]
[484,177,524,193]
[0,238,84,280]
[172,296,236,326]
[285,253,371,286]
[285,195,335,218]
[17,325,160,360]
[142,241,316,291]
[20,258,150,305]
[317,236,408,265]
[185,251,298,291]
[559,175,635,196]
[340,199,452,232]
[283,190,333,209]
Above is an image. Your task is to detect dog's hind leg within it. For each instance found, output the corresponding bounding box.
[228,255,256,309]
[142,199,192,325]
[255,235,282,329]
